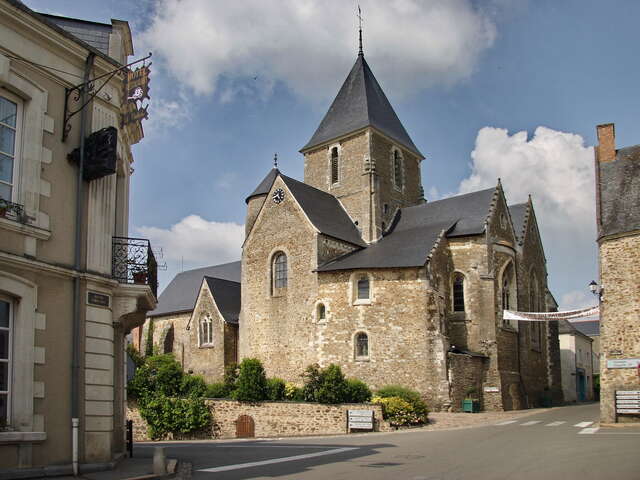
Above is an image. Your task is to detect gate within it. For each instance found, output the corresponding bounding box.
[236,415,255,438]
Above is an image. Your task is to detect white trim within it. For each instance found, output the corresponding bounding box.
[349,272,373,305]
[0,90,22,203]
[0,294,13,426]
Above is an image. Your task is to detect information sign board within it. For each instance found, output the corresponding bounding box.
[348,410,374,430]
[607,359,640,369]
[615,391,640,416]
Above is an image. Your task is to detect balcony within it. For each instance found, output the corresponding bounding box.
[112,236,158,297]
[0,198,32,224]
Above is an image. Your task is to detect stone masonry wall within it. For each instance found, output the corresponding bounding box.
[599,233,640,423]
[448,353,488,412]
[127,400,391,441]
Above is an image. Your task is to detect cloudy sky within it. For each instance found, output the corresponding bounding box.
[25,0,640,309]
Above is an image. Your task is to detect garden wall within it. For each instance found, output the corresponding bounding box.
[128,400,391,441]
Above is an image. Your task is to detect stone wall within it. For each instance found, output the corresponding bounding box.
[599,233,640,423]
[127,400,391,441]
[448,353,488,412]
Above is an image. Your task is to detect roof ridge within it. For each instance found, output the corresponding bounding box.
[203,276,241,285]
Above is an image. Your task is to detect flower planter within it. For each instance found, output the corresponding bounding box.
[132,271,147,284]
[462,399,480,413]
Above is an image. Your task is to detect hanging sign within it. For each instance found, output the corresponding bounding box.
[121,64,151,127]
[503,306,599,322]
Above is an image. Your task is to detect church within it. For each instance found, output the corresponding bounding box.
[139,46,563,411]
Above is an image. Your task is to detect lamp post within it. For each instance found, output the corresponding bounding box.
[589,280,603,301]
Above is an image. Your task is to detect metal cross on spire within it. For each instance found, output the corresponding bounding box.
[274,153,278,168]
[358,5,363,56]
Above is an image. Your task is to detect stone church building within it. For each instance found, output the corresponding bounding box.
[141,50,562,411]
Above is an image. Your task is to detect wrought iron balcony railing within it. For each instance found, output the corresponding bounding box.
[0,197,33,225]
[112,236,158,297]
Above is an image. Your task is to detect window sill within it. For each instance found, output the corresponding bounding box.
[353,299,371,306]
[0,431,46,444]
[355,357,370,362]
[0,216,50,240]
[199,344,214,349]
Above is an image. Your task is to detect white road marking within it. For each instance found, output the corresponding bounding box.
[495,420,518,425]
[574,421,594,428]
[197,447,358,473]
[578,427,600,434]
[520,421,541,426]
[545,421,566,426]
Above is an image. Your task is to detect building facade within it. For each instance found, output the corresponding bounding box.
[148,49,562,412]
[595,123,640,424]
[0,1,156,474]
[559,321,594,402]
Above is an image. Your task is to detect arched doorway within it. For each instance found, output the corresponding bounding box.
[236,415,255,438]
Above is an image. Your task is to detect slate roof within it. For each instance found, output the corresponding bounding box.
[41,14,112,55]
[301,54,423,158]
[509,203,528,242]
[558,320,593,341]
[149,261,241,317]
[246,168,279,203]
[598,145,640,238]
[203,277,241,324]
[573,320,600,337]
[280,174,366,247]
[317,188,496,271]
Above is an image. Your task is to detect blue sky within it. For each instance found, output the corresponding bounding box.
[25,0,640,309]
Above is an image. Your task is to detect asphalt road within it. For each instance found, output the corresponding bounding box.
[136,403,640,480]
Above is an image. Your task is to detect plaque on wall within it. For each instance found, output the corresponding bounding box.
[88,291,110,308]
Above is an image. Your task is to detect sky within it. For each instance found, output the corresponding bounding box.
[24,0,640,310]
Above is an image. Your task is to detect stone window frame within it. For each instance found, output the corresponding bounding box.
[350,272,373,305]
[327,143,341,188]
[529,270,542,351]
[390,146,404,192]
[353,331,370,361]
[451,271,466,313]
[315,301,328,323]
[0,293,13,426]
[498,259,518,331]
[199,315,214,347]
[269,248,290,297]
[0,90,23,203]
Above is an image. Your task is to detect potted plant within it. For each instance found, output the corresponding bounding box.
[131,265,147,284]
[462,388,481,413]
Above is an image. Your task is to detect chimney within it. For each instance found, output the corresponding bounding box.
[596,123,616,163]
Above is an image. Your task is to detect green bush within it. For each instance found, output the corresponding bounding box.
[139,394,211,440]
[372,396,420,426]
[126,343,145,368]
[302,364,348,404]
[205,382,229,398]
[180,374,207,398]
[144,321,154,357]
[127,354,183,399]
[284,382,304,401]
[376,385,428,423]
[266,378,286,401]
[345,378,372,403]
[233,358,268,402]
[223,363,239,392]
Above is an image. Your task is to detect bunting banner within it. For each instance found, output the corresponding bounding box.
[503,305,599,322]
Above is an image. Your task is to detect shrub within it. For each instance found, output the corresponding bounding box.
[372,396,420,426]
[376,385,428,422]
[180,374,207,398]
[224,363,239,393]
[266,378,286,401]
[233,358,268,402]
[205,382,229,398]
[140,394,211,440]
[284,382,304,401]
[144,321,154,357]
[302,363,348,404]
[345,378,372,403]
[126,343,145,368]
[127,354,183,399]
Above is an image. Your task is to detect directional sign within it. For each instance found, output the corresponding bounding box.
[607,359,640,369]
[616,409,640,414]
[348,410,373,430]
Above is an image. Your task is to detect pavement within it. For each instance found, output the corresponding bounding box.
[132,402,640,480]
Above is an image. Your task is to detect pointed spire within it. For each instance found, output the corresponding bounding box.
[357,5,364,56]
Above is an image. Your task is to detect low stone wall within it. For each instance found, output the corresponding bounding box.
[128,400,391,441]
[448,352,488,412]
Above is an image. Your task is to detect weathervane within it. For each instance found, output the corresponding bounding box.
[358,5,363,56]
[274,153,278,168]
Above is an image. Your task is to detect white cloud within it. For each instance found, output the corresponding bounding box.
[560,290,597,311]
[457,126,598,305]
[135,215,243,290]
[139,0,499,102]
[143,96,191,137]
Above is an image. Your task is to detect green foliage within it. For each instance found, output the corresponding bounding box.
[233,358,268,402]
[372,396,420,426]
[205,382,230,398]
[180,374,207,398]
[224,362,239,391]
[375,385,428,423]
[284,382,304,401]
[128,354,183,399]
[266,378,286,401]
[345,378,372,403]
[139,394,211,440]
[126,343,145,368]
[302,363,349,404]
[144,321,154,357]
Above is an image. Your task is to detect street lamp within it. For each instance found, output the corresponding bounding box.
[589,280,603,301]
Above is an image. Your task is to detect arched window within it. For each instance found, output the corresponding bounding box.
[453,273,465,312]
[163,325,174,354]
[393,149,403,190]
[273,252,288,289]
[330,147,339,184]
[530,273,541,349]
[357,275,370,300]
[317,303,326,321]
[199,315,213,346]
[501,263,516,328]
[355,332,369,359]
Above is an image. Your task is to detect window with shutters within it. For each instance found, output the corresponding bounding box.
[330,147,339,185]
[453,273,465,312]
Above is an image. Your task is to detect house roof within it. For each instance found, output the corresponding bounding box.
[203,277,241,324]
[280,174,366,247]
[301,54,422,158]
[317,187,496,271]
[509,203,529,243]
[558,320,593,341]
[41,14,113,55]
[572,320,600,337]
[245,168,279,203]
[599,144,640,237]
[148,261,241,317]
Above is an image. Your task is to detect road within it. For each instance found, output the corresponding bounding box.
[136,403,640,480]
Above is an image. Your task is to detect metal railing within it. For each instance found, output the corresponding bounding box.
[0,198,32,225]
[112,236,158,297]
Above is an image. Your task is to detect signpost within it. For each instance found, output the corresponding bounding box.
[615,391,640,419]
[607,358,640,369]
[348,409,374,431]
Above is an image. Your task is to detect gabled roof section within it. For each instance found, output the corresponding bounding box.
[280,174,366,247]
[149,261,241,317]
[317,187,496,271]
[41,14,113,55]
[572,320,600,337]
[245,168,279,203]
[204,277,241,324]
[509,202,529,244]
[599,144,640,237]
[301,55,423,158]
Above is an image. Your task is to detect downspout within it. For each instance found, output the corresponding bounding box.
[72,52,95,475]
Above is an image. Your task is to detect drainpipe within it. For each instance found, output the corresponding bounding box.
[72,52,95,475]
